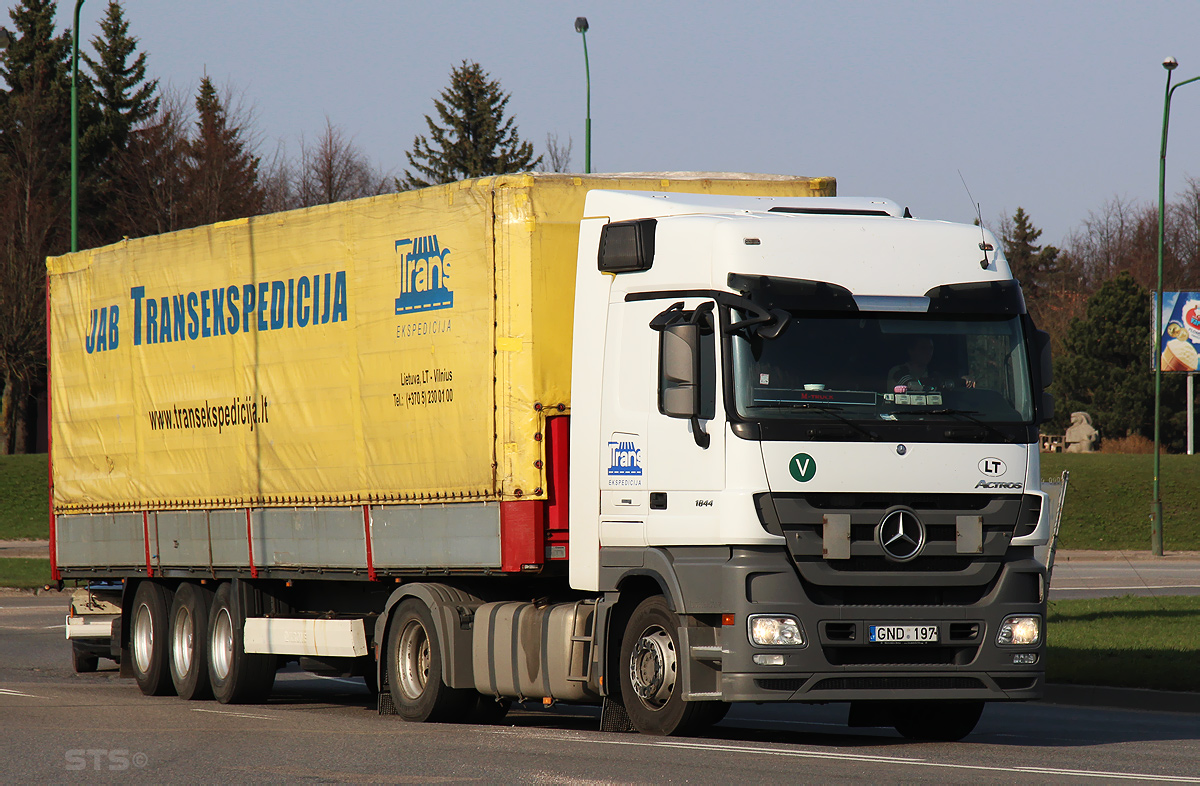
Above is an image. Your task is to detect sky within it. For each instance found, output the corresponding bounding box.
[41,0,1200,248]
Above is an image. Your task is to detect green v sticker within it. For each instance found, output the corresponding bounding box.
[789,453,817,482]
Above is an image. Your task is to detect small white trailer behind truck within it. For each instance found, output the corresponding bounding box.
[50,173,1054,740]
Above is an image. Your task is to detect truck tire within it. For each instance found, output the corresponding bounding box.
[71,641,99,674]
[619,596,709,736]
[169,582,213,700]
[892,700,984,741]
[386,599,473,722]
[130,581,176,696]
[207,581,276,704]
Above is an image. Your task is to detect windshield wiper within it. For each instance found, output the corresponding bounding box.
[924,408,1018,444]
[778,403,880,441]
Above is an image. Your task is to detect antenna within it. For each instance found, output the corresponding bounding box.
[958,170,993,270]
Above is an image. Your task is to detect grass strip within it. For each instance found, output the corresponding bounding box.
[1047,595,1200,692]
[0,558,53,589]
[0,454,48,541]
[3,452,1199,550]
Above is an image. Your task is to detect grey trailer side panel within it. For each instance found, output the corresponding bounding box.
[370,503,500,568]
[56,513,146,567]
[251,507,367,569]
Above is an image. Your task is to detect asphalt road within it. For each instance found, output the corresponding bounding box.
[3,593,1200,783]
[1050,552,1200,599]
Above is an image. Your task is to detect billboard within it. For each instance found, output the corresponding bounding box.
[1157,291,1200,372]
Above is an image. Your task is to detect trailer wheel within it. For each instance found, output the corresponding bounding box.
[892,700,984,741]
[71,641,99,674]
[386,599,473,722]
[207,581,276,704]
[169,582,214,700]
[619,596,709,736]
[130,581,176,696]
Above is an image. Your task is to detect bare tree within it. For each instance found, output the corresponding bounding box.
[108,87,191,237]
[1064,196,1157,291]
[537,132,573,173]
[296,118,389,207]
[258,138,296,213]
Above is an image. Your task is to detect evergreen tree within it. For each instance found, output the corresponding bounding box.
[1053,272,1156,441]
[110,87,189,237]
[185,76,262,225]
[81,0,158,243]
[0,0,73,452]
[401,61,541,189]
[1001,207,1060,304]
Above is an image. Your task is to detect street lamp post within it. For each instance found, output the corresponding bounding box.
[574,16,591,174]
[70,0,85,253]
[1153,56,1200,556]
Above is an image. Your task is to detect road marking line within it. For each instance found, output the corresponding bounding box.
[486,730,1200,782]
[192,708,277,720]
[0,688,43,698]
[1053,585,1200,591]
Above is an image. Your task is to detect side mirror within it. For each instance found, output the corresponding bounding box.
[1036,329,1052,388]
[651,302,715,448]
[661,323,700,418]
[1041,391,1055,423]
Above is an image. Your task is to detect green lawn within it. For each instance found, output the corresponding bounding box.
[1047,595,1200,692]
[0,558,53,589]
[1042,453,1200,551]
[0,454,48,541]
[2,451,1197,550]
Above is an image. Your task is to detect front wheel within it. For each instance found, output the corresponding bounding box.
[619,596,711,736]
[893,700,984,741]
[386,599,473,723]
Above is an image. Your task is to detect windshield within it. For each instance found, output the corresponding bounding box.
[730,312,1035,425]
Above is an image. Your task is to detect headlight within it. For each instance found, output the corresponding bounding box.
[749,615,805,646]
[996,615,1041,646]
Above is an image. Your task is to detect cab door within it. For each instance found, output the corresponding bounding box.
[642,298,726,545]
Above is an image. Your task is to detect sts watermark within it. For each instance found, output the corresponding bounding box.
[65,749,149,771]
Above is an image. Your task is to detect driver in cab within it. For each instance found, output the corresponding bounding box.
[887,336,975,392]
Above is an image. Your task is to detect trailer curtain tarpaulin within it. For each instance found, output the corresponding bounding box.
[49,184,510,511]
[48,173,832,513]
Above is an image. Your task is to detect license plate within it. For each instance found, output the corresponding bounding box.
[869,624,939,643]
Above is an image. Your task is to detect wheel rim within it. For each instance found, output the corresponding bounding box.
[628,625,677,710]
[171,605,194,678]
[133,602,154,674]
[395,618,431,701]
[211,606,234,680]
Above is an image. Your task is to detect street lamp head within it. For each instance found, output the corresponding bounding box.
[1164,57,1179,71]
[575,16,589,33]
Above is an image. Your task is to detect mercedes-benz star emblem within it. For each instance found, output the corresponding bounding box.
[876,508,925,562]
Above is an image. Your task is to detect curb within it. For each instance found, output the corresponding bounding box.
[1042,683,1200,714]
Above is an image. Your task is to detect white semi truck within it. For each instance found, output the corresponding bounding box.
[51,173,1053,740]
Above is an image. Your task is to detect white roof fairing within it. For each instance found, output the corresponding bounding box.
[587,190,1012,301]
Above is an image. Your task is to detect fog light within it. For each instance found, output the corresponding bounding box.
[748,615,805,646]
[996,615,1041,646]
[1012,652,1038,664]
[753,653,786,666]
